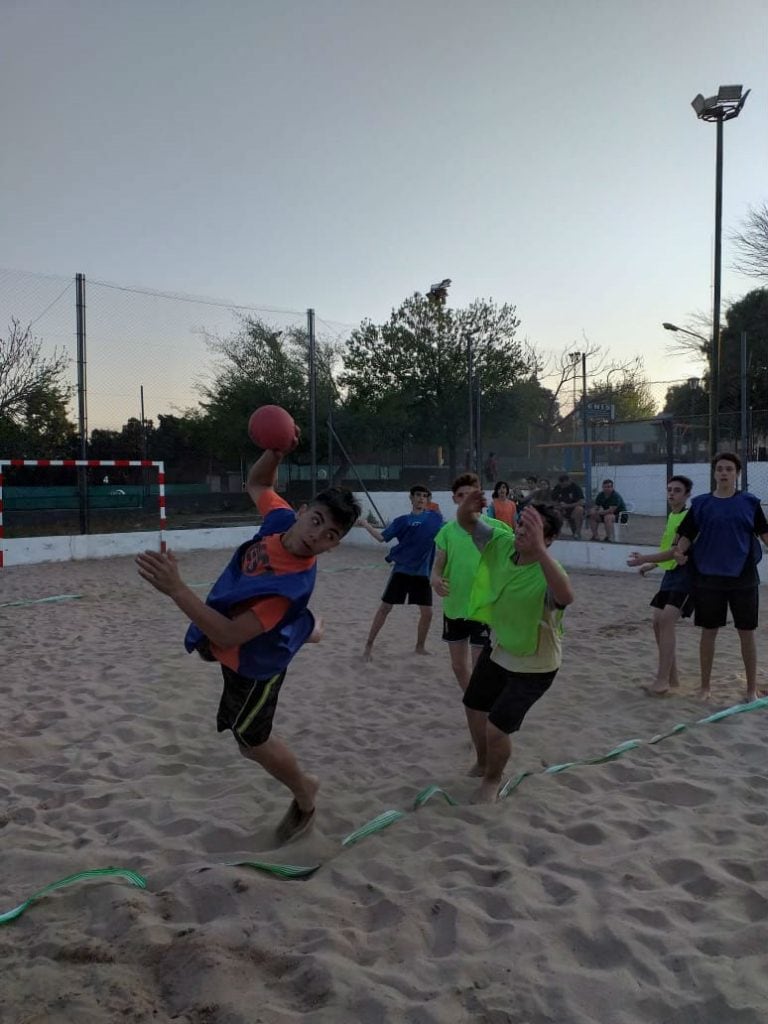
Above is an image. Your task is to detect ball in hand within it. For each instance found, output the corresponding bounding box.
[247,405,297,452]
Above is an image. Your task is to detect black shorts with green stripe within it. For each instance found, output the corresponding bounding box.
[216,664,287,747]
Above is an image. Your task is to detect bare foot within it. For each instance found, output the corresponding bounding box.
[746,690,758,703]
[363,645,373,662]
[415,646,431,656]
[275,775,319,843]
[471,779,500,804]
[467,762,486,777]
[296,773,320,813]
[643,685,672,698]
[698,687,712,701]
[308,616,325,643]
[669,676,680,689]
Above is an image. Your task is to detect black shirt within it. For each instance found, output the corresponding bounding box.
[551,482,584,504]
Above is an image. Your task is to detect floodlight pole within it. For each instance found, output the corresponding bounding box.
[741,331,749,490]
[580,353,591,506]
[691,84,749,456]
[711,116,723,452]
[307,308,317,496]
[467,332,474,473]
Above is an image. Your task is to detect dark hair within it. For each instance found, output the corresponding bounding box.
[529,502,563,540]
[557,474,570,484]
[492,480,510,498]
[311,488,361,535]
[602,478,614,486]
[452,472,480,493]
[526,475,538,484]
[668,475,693,493]
[410,484,429,497]
[712,451,742,473]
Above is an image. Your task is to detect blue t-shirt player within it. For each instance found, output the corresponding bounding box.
[360,484,444,660]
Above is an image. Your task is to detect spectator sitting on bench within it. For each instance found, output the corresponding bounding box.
[551,473,585,538]
[589,479,627,542]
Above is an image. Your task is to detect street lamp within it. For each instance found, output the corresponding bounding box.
[662,322,713,454]
[690,84,750,456]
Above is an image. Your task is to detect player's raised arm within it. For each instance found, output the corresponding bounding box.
[245,406,300,507]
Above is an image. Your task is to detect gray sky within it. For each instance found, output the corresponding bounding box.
[2,0,766,428]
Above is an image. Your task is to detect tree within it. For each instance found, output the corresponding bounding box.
[732,202,768,281]
[340,292,535,472]
[0,319,75,456]
[536,345,649,442]
[663,379,709,420]
[716,288,768,438]
[588,362,658,420]
[198,316,309,465]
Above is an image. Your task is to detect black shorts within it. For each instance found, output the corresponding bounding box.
[463,647,557,734]
[216,664,287,747]
[650,589,694,618]
[693,586,759,631]
[381,571,433,606]
[442,615,491,646]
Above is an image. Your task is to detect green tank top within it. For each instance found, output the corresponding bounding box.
[658,509,688,570]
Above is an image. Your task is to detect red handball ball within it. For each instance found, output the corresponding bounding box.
[247,405,297,452]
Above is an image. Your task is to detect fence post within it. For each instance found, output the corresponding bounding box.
[75,273,89,535]
[307,308,317,496]
[741,331,749,491]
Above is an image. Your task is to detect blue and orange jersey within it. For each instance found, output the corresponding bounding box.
[184,491,317,676]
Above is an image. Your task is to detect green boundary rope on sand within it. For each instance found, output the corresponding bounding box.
[0,594,83,609]
[0,868,146,924]
[4,696,767,922]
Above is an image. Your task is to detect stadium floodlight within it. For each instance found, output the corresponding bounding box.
[427,279,452,304]
[689,83,749,456]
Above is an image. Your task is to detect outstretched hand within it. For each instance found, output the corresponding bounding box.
[626,551,645,567]
[515,505,547,556]
[458,488,485,515]
[136,549,184,596]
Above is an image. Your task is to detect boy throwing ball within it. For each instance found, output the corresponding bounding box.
[137,421,360,843]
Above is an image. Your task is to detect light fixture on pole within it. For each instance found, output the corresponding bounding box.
[663,322,712,455]
[690,84,750,454]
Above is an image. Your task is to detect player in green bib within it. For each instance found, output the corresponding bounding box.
[627,476,693,696]
[431,474,512,700]
[457,490,574,803]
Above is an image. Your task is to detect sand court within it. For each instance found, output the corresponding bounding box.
[3,544,768,1023]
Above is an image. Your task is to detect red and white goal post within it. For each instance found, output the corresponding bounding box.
[0,459,167,568]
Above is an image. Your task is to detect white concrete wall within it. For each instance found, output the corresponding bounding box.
[4,486,766,582]
[3,526,256,567]
[592,461,768,515]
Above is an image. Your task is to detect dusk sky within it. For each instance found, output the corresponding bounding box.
[2,0,766,428]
